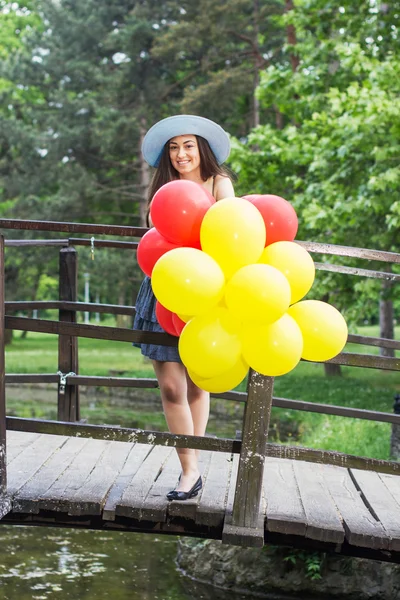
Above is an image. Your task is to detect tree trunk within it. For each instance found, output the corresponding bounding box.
[4,329,12,345]
[379,278,395,358]
[390,395,400,460]
[324,363,342,377]
[116,287,129,328]
[139,116,151,228]
[252,0,261,129]
[285,0,300,73]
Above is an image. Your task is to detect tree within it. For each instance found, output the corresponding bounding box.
[152,0,285,136]
[229,0,400,333]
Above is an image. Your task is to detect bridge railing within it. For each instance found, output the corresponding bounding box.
[0,218,399,544]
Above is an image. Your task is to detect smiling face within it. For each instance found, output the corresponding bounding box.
[168,135,201,179]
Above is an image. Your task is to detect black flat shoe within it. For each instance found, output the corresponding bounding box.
[167,476,202,501]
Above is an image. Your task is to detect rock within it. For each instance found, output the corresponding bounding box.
[177,539,400,599]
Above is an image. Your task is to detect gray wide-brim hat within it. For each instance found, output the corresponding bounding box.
[141,114,231,167]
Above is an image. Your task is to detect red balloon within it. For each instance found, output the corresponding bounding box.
[172,313,186,336]
[137,228,180,277]
[150,180,215,246]
[155,301,178,336]
[243,194,298,246]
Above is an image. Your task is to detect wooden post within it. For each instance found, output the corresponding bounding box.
[58,247,79,421]
[0,236,7,494]
[0,234,10,517]
[231,370,274,529]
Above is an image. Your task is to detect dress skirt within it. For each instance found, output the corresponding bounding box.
[133,276,182,363]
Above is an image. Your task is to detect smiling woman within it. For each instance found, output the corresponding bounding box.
[134,114,235,501]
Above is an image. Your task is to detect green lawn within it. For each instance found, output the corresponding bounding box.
[4,323,400,461]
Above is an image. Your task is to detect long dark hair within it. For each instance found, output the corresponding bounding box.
[146,135,231,225]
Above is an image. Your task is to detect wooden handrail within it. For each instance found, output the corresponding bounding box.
[1,219,400,542]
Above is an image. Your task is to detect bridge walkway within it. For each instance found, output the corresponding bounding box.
[3,430,400,563]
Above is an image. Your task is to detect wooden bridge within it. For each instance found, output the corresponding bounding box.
[1,218,400,564]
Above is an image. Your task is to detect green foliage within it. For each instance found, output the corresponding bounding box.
[230,0,400,319]
[281,547,325,580]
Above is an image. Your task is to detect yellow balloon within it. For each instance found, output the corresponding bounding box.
[288,300,348,362]
[179,307,242,379]
[188,356,249,393]
[225,263,291,325]
[200,198,266,279]
[242,314,303,376]
[178,313,192,323]
[260,242,315,304]
[152,247,225,316]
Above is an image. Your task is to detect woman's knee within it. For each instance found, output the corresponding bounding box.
[187,381,209,404]
[160,377,185,404]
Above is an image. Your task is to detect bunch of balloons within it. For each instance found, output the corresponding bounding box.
[136,180,348,393]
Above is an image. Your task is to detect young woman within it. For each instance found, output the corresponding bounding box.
[134,115,235,501]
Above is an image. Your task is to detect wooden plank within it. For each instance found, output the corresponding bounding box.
[7,434,68,495]
[6,431,40,464]
[6,374,60,384]
[138,450,181,522]
[0,218,147,238]
[297,240,400,264]
[13,436,89,513]
[314,261,400,282]
[0,235,6,496]
[322,464,389,549]
[272,397,400,425]
[6,316,179,347]
[379,474,400,511]
[116,445,173,519]
[167,450,213,521]
[327,352,400,372]
[263,457,307,537]
[264,443,400,475]
[347,334,400,351]
[293,461,344,544]
[37,438,110,512]
[350,469,400,551]
[232,372,273,528]
[7,416,240,454]
[103,443,153,521]
[68,376,159,389]
[67,440,134,516]
[196,451,233,527]
[5,300,136,316]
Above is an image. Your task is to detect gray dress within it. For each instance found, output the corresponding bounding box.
[133,276,181,363]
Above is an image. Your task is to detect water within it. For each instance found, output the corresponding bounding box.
[0,526,250,600]
[1,388,257,600]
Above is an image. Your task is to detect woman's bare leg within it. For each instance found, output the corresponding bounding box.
[152,360,200,492]
[186,371,210,454]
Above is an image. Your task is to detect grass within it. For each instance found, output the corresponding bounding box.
[4,322,400,460]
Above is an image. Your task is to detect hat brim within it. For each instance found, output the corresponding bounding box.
[142,115,231,167]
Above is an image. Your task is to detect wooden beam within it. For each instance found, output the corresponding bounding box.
[231,372,273,532]
[314,262,400,282]
[265,443,400,475]
[0,236,6,497]
[0,218,146,238]
[347,334,400,350]
[5,301,136,315]
[58,247,79,422]
[297,241,400,264]
[6,417,241,454]
[5,315,179,346]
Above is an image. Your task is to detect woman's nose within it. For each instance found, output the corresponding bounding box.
[177,147,186,157]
